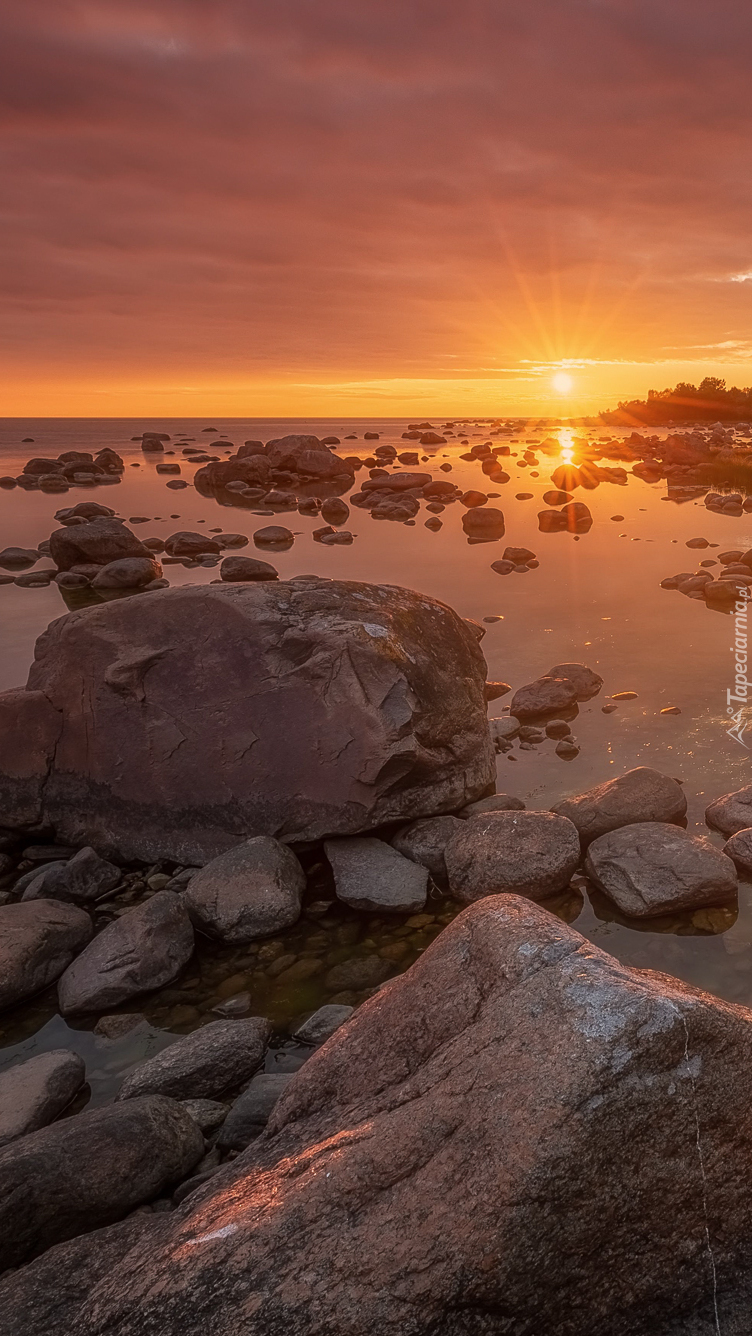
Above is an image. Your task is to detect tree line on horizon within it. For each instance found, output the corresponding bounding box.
[602,377,752,425]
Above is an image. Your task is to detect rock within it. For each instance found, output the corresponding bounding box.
[183,838,305,943]
[94,1013,146,1040]
[217,1073,293,1150]
[0,1051,86,1148]
[320,498,350,526]
[293,1004,354,1046]
[723,827,752,873]
[390,815,465,885]
[585,823,738,917]
[219,556,278,582]
[215,533,249,549]
[264,435,354,481]
[14,572,53,588]
[552,767,688,844]
[545,719,572,739]
[49,519,151,572]
[0,582,493,863]
[458,794,525,817]
[0,901,92,1010]
[555,740,579,759]
[0,547,39,568]
[22,898,752,1334]
[510,676,578,719]
[22,846,121,904]
[0,1096,203,1271]
[445,811,580,902]
[461,506,505,539]
[91,557,162,589]
[179,1099,228,1134]
[542,489,573,504]
[706,786,752,837]
[490,715,521,741]
[324,954,392,991]
[57,892,194,1015]
[546,662,603,700]
[253,525,294,548]
[54,572,90,590]
[325,837,428,913]
[54,502,115,524]
[503,546,536,564]
[164,531,220,558]
[116,1018,270,1101]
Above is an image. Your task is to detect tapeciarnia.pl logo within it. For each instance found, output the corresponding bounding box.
[728,597,751,748]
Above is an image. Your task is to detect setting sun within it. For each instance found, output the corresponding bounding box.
[552,372,574,395]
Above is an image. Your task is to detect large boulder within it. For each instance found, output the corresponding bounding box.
[0,1096,203,1271]
[193,456,272,492]
[0,901,92,1010]
[57,892,194,1014]
[445,810,580,902]
[182,837,305,942]
[0,581,494,863]
[584,822,738,917]
[552,766,687,844]
[0,1050,86,1147]
[116,1018,270,1101]
[13,897,752,1334]
[48,519,151,572]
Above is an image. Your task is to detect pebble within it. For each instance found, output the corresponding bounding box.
[611,691,638,700]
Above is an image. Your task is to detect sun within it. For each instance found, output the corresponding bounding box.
[552,372,574,395]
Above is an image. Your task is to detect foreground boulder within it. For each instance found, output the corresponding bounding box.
[445,811,580,901]
[585,822,738,917]
[552,766,687,843]
[116,1018,270,1101]
[11,897,752,1333]
[183,837,304,942]
[0,1050,86,1147]
[0,581,494,862]
[57,892,194,1014]
[0,1096,203,1271]
[0,901,92,1010]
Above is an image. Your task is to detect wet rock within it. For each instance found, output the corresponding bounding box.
[707,785,752,837]
[91,556,162,589]
[484,680,511,700]
[0,1096,203,1271]
[490,559,515,574]
[503,546,536,564]
[22,846,120,904]
[390,815,464,885]
[326,837,428,913]
[183,837,305,943]
[0,1050,86,1148]
[585,823,737,917]
[164,532,220,558]
[445,811,580,902]
[94,1014,146,1040]
[320,498,350,526]
[217,1073,293,1150]
[0,901,92,1010]
[179,1099,228,1134]
[27,897,752,1334]
[510,676,578,719]
[253,525,294,548]
[319,530,354,545]
[14,571,53,588]
[542,489,573,505]
[324,954,392,991]
[0,547,40,569]
[54,572,90,590]
[49,519,151,572]
[461,506,505,539]
[293,1004,354,1046]
[552,766,687,844]
[117,1018,270,1101]
[546,662,603,700]
[0,581,493,863]
[219,556,278,582]
[555,740,580,759]
[57,892,194,1015]
[723,827,752,873]
[264,435,354,481]
[458,794,526,817]
[490,715,521,742]
[545,719,573,739]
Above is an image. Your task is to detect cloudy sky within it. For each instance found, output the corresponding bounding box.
[2,0,752,415]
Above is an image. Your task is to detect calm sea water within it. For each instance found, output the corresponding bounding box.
[1,415,751,1102]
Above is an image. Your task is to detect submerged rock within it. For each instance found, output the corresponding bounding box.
[445,811,580,902]
[116,1018,270,1101]
[0,582,493,862]
[293,1004,354,1046]
[585,822,738,917]
[18,897,752,1333]
[552,767,687,844]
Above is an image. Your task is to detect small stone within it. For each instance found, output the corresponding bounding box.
[660,706,681,715]
[116,1017,270,1101]
[183,837,305,943]
[253,526,294,548]
[707,787,752,838]
[390,816,465,885]
[545,719,572,739]
[555,740,580,759]
[220,556,278,582]
[293,1004,354,1046]
[0,1050,86,1148]
[218,1073,293,1150]
[611,691,638,700]
[546,662,603,701]
[94,1014,146,1040]
[510,676,578,719]
[179,1099,228,1134]
[325,838,428,914]
[490,716,521,741]
[485,681,512,701]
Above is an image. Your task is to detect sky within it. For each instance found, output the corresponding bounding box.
[1,0,752,418]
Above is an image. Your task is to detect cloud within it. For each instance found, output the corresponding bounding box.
[1,0,752,409]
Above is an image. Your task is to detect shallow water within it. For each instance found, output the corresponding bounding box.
[1,415,751,1104]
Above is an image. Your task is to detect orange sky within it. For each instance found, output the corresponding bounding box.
[1,0,752,417]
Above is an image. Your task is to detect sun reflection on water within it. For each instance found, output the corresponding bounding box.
[557,427,575,463]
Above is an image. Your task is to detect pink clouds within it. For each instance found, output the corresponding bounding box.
[1,1,751,409]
